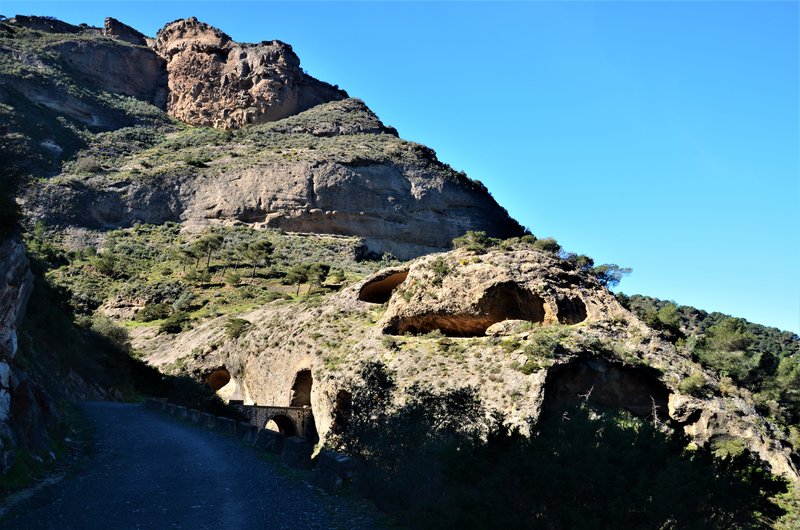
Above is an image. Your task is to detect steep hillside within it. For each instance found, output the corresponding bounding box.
[1,15,524,259]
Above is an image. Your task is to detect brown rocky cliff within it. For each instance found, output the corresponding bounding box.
[154,17,347,129]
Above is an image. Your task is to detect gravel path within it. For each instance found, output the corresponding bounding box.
[2,402,381,529]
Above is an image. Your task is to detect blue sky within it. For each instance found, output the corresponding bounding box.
[5,1,799,333]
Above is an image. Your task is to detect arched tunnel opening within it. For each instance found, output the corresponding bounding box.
[358,270,409,303]
[203,367,231,391]
[556,296,587,325]
[290,369,313,407]
[384,281,546,337]
[266,415,298,437]
[541,358,670,422]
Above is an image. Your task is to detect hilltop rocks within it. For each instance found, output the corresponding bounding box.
[154,17,347,129]
[103,17,147,46]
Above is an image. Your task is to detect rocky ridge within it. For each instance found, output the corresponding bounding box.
[2,16,524,258]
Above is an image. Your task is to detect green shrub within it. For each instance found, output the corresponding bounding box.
[159,311,190,334]
[224,317,251,339]
[452,230,499,254]
[679,372,708,396]
[134,302,171,322]
[533,237,561,254]
[430,257,449,286]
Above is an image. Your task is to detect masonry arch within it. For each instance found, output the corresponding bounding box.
[265,414,298,437]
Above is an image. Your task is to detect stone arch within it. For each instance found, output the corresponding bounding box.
[203,367,231,391]
[290,369,312,407]
[265,414,298,437]
[359,270,409,303]
[541,358,669,421]
[385,281,546,337]
[556,295,587,324]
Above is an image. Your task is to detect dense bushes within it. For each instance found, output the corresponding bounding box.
[333,362,788,529]
[619,294,800,432]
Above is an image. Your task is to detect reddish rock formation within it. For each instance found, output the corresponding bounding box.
[154,17,347,129]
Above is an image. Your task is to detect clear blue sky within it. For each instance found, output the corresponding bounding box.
[6,1,799,333]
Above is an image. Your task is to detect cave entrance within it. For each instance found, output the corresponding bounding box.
[385,281,546,337]
[265,415,298,437]
[556,296,587,324]
[203,367,231,391]
[541,358,670,421]
[359,270,409,303]
[290,369,313,407]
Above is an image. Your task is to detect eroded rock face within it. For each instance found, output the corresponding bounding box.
[380,249,608,336]
[50,40,168,107]
[132,247,798,481]
[29,98,525,259]
[154,17,347,129]
[0,238,33,360]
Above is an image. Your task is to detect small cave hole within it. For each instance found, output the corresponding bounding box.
[556,296,587,324]
[203,367,231,391]
[385,281,546,337]
[541,358,670,421]
[290,369,313,407]
[358,270,409,303]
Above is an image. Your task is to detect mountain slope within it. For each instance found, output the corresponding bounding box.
[1,15,524,259]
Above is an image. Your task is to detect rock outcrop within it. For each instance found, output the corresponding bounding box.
[154,17,347,129]
[103,17,147,46]
[130,247,799,481]
[49,39,168,107]
[29,98,525,259]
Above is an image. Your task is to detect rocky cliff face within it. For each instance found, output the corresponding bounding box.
[130,246,799,481]
[27,97,524,259]
[0,237,43,474]
[3,16,524,258]
[155,17,347,129]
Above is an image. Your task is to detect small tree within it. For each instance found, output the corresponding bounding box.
[283,264,309,295]
[244,239,273,279]
[533,237,562,254]
[307,263,331,287]
[590,264,632,288]
[195,233,224,269]
[452,231,499,254]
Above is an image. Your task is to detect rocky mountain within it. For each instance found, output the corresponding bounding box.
[1,13,798,525]
[1,15,524,259]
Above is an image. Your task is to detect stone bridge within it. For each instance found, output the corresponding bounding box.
[229,400,317,440]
